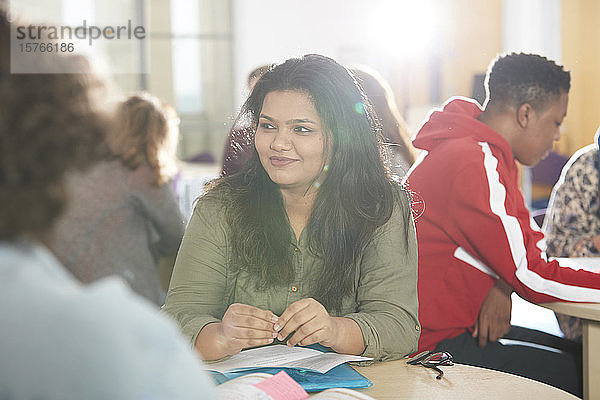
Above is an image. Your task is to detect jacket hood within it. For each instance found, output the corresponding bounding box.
[413,97,509,154]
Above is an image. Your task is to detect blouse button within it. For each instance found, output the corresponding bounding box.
[290,286,298,292]
[415,324,420,331]
[293,247,300,252]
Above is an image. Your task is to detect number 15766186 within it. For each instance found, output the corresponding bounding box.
[19,42,74,53]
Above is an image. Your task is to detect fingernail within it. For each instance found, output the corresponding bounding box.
[277,334,283,341]
[268,338,274,343]
[272,332,278,338]
[271,315,278,323]
[274,324,280,331]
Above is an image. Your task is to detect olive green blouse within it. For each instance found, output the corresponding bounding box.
[163,190,420,361]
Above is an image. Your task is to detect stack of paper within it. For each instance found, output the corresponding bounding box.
[207,345,373,392]
[208,345,371,374]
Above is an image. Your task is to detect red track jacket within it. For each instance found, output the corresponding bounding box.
[407,97,600,351]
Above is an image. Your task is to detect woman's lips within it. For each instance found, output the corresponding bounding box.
[270,156,297,167]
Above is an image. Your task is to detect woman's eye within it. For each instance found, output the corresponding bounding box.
[294,126,312,133]
[260,122,275,129]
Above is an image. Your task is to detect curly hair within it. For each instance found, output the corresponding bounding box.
[0,11,108,241]
[108,93,179,186]
[211,54,412,312]
[485,52,571,111]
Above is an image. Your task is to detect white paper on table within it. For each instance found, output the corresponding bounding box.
[207,345,372,374]
[551,257,600,273]
[216,373,273,400]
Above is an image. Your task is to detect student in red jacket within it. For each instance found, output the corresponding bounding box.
[407,53,600,396]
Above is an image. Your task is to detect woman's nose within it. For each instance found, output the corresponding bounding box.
[270,130,293,151]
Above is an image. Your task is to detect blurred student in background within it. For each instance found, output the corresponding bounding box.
[0,10,215,399]
[164,54,420,362]
[221,64,272,176]
[543,129,600,341]
[49,93,185,306]
[350,65,416,177]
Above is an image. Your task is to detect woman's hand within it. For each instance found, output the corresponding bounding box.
[196,303,278,360]
[275,298,339,348]
[219,303,279,355]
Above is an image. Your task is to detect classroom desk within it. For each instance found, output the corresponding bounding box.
[354,359,578,399]
[541,302,600,400]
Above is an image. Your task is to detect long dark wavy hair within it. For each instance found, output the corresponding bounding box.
[211,54,411,312]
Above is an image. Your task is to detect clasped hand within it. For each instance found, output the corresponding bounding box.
[219,298,338,356]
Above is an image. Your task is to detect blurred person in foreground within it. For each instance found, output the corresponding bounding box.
[49,92,185,306]
[0,10,215,400]
[163,54,420,362]
[406,52,600,396]
[349,65,417,177]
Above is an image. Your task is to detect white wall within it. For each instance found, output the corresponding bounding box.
[502,0,561,61]
[231,0,387,109]
[502,0,562,209]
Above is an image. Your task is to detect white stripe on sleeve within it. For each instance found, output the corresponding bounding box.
[478,142,600,301]
[454,247,499,279]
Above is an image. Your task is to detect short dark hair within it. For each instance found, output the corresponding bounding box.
[485,52,571,111]
[0,10,108,241]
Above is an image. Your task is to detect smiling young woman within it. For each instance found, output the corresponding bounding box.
[163,54,420,362]
[254,90,328,240]
[255,91,327,193]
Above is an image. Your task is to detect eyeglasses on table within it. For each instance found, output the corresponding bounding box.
[407,350,454,380]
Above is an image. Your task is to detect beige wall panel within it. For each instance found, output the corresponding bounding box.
[389,0,502,115]
[439,0,503,101]
[561,0,600,155]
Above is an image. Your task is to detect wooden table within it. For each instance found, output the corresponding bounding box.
[541,301,600,400]
[354,359,578,399]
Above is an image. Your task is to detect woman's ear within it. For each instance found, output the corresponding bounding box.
[516,103,533,129]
